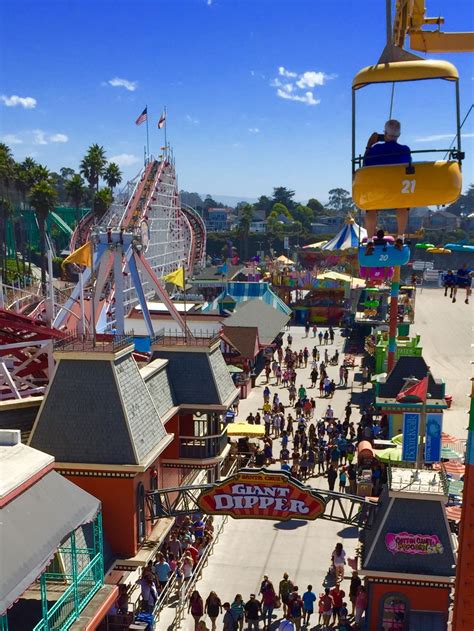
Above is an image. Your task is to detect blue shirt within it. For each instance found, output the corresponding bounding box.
[364,140,411,166]
[154,561,170,582]
[302,591,316,611]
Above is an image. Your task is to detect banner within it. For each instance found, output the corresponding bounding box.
[425,413,443,462]
[198,469,325,521]
[385,532,444,555]
[402,412,420,462]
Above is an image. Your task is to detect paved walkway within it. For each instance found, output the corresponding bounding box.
[174,325,363,631]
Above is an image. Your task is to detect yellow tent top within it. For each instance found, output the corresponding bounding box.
[276,255,295,264]
[316,271,366,288]
[353,59,458,90]
[226,423,265,438]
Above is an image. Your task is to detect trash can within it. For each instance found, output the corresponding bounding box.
[445,395,453,409]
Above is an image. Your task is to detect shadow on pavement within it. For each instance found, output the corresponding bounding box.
[273,520,308,530]
[337,525,359,538]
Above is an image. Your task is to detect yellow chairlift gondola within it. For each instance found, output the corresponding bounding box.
[352,59,463,211]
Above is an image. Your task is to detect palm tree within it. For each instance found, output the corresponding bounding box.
[103,162,122,193]
[65,174,86,225]
[0,143,17,283]
[29,180,57,294]
[80,144,107,193]
[93,187,113,219]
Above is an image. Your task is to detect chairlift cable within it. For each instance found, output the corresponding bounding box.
[389,82,396,119]
[443,102,474,160]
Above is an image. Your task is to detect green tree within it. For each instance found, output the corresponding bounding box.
[327,188,354,213]
[307,197,326,216]
[29,179,57,293]
[292,204,314,232]
[254,195,273,216]
[237,204,253,261]
[80,144,107,193]
[65,174,86,224]
[272,186,296,211]
[271,202,292,219]
[60,166,75,181]
[0,144,17,283]
[104,162,123,192]
[93,187,113,218]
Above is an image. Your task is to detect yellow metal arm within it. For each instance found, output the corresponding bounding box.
[394,0,474,53]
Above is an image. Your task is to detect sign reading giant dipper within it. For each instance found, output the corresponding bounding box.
[198,469,326,521]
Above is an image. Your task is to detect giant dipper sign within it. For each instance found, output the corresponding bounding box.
[198,469,326,521]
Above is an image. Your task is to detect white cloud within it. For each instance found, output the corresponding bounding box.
[49,133,68,143]
[271,67,334,105]
[207,0,212,5]
[108,77,138,92]
[1,95,37,109]
[415,132,474,142]
[296,71,330,88]
[1,133,23,145]
[248,128,260,134]
[276,89,320,106]
[278,66,297,78]
[109,153,140,167]
[33,130,48,145]
[32,130,68,145]
[185,114,199,125]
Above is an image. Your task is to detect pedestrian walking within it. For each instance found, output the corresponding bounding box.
[231,594,245,631]
[349,571,362,617]
[205,591,222,631]
[278,573,293,617]
[327,464,337,491]
[244,594,261,630]
[188,590,204,631]
[318,589,333,629]
[354,586,368,626]
[312,324,317,338]
[330,584,345,626]
[260,578,277,630]
[323,330,329,345]
[304,322,310,338]
[222,602,235,631]
[332,542,347,582]
[318,331,323,345]
[329,326,335,344]
[302,585,316,628]
[287,587,303,631]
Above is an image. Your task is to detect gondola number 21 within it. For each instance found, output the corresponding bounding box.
[401,179,416,194]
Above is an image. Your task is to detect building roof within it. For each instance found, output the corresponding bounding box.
[222,325,260,359]
[193,264,243,282]
[141,359,176,420]
[362,485,455,578]
[151,345,238,408]
[377,356,444,400]
[1,451,100,614]
[223,299,290,345]
[202,281,292,316]
[30,350,169,466]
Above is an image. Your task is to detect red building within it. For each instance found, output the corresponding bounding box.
[361,467,455,630]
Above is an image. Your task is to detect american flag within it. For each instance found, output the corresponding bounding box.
[135,107,147,126]
[158,112,166,129]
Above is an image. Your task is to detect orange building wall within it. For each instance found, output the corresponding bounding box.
[368,582,450,629]
[64,474,136,558]
[162,413,180,459]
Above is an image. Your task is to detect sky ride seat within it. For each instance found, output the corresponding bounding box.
[352,59,464,211]
[353,160,462,211]
[358,242,410,268]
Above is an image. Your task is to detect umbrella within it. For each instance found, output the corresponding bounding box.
[433,461,465,477]
[441,446,463,460]
[415,243,435,249]
[226,423,265,437]
[227,365,243,374]
[448,479,464,496]
[392,434,404,446]
[277,255,295,264]
[445,505,462,522]
[375,446,404,463]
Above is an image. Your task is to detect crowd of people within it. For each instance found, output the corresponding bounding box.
[185,565,368,631]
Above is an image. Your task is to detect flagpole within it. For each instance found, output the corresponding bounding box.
[145,104,150,162]
[164,105,167,155]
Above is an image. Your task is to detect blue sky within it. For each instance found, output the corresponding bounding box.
[1,0,473,204]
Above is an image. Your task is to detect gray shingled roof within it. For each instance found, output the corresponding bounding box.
[152,347,238,407]
[143,360,176,419]
[223,299,289,345]
[378,356,444,399]
[30,352,168,465]
[362,491,455,577]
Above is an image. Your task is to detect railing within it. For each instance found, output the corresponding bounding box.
[54,331,135,353]
[32,554,103,631]
[151,328,221,347]
[179,433,229,459]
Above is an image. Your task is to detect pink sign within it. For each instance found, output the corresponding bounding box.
[385,532,444,555]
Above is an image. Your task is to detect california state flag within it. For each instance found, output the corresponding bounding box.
[158,112,166,129]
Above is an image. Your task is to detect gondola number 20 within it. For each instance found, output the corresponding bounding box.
[401,179,416,194]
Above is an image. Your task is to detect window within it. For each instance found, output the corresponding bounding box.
[136,483,145,543]
[379,593,409,631]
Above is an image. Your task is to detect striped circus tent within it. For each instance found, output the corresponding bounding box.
[321,216,367,251]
